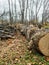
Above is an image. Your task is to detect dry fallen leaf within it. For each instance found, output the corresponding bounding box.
[27,63,32,65]
[39,62,42,65]
[15,58,18,61]
[45,56,49,61]
[33,56,38,59]
[42,64,45,65]
[32,62,36,64]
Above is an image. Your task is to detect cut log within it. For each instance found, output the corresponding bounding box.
[32,31,47,51]
[39,33,49,56]
[28,31,49,56]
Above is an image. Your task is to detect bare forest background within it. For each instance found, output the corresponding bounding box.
[0,0,49,25]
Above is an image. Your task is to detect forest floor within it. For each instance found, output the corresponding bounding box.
[0,31,49,65]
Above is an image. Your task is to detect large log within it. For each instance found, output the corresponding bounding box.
[26,26,39,41]
[18,24,37,40]
[28,31,49,56]
[16,24,38,40]
[28,31,46,48]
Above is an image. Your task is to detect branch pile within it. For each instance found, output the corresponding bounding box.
[0,24,16,39]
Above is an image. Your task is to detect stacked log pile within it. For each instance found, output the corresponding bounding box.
[0,24,16,39]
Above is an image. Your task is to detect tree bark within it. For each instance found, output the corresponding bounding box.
[28,31,49,56]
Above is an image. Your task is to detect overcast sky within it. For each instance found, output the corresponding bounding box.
[0,0,43,21]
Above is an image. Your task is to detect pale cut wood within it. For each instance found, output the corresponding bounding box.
[39,33,49,56]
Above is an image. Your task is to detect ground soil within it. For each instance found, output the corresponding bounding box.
[0,31,49,65]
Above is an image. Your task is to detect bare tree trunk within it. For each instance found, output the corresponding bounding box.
[14,0,17,22]
[42,0,49,24]
[42,14,44,24]
[18,0,25,24]
[35,0,38,25]
[25,0,28,21]
[21,0,25,24]
[8,0,12,25]
[11,0,13,24]
[29,9,30,22]
[35,0,42,25]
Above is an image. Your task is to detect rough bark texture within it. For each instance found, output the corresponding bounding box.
[0,24,16,39]
[28,32,49,56]
[16,23,49,56]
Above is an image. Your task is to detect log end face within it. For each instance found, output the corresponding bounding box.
[39,33,49,56]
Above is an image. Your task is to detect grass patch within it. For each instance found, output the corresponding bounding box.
[0,50,49,65]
